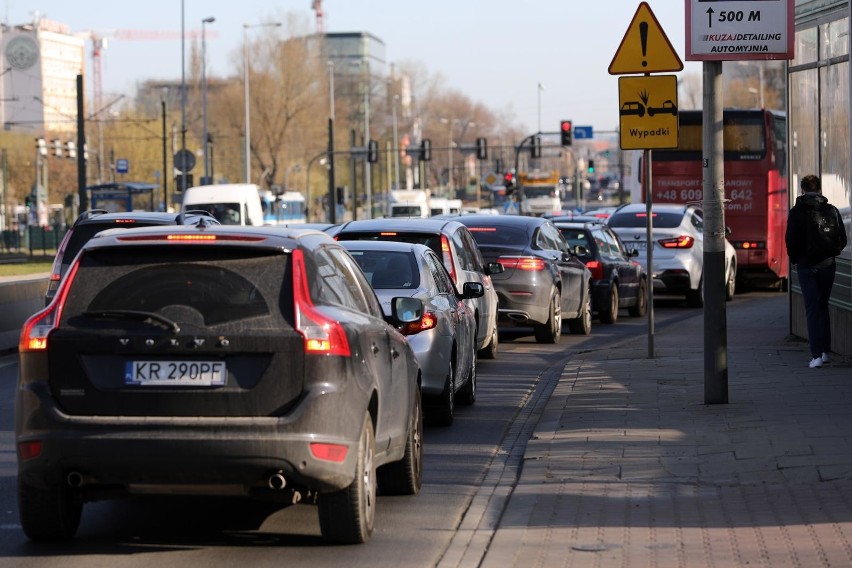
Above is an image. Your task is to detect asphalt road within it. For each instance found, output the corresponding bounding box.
[0,296,727,567]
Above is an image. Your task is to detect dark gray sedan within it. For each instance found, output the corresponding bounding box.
[456,215,593,343]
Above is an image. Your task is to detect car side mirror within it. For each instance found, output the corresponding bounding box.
[725,226,732,237]
[574,245,589,256]
[627,248,639,258]
[460,282,485,299]
[391,297,423,325]
[485,262,504,275]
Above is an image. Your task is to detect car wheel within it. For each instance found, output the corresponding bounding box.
[534,291,562,344]
[428,361,455,427]
[725,263,736,301]
[567,286,593,335]
[18,478,82,542]
[686,274,704,307]
[378,388,423,496]
[318,414,376,544]
[478,320,498,359]
[628,278,647,317]
[599,283,619,324]
[458,340,477,405]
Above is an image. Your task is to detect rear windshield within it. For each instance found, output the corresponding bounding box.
[346,250,420,289]
[64,222,165,265]
[189,203,243,225]
[464,226,528,247]
[608,211,684,229]
[389,206,424,217]
[337,231,441,257]
[61,248,288,329]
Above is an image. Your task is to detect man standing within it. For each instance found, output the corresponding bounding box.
[785,175,848,368]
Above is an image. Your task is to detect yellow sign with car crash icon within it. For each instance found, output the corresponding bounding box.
[618,75,679,150]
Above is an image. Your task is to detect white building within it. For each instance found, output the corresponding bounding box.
[1,17,85,134]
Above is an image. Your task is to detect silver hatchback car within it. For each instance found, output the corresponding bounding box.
[334,218,504,359]
[342,241,484,427]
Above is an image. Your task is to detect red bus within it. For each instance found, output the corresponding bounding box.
[629,109,788,290]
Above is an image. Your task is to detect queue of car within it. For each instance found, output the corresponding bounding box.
[16,200,734,544]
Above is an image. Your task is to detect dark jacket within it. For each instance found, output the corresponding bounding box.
[785,192,847,267]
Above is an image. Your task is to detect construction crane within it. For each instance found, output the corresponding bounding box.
[75,29,219,117]
[312,0,325,34]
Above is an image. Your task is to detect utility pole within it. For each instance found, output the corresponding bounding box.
[703,61,728,404]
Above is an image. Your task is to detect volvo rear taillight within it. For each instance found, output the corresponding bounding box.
[19,260,80,352]
[497,256,547,271]
[658,236,695,249]
[291,249,351,356]
[585,260,604,280]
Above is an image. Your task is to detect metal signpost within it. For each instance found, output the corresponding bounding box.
[609,2,683,360]
[685,0,795,404]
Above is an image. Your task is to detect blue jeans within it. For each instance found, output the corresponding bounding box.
[797,262,836,358]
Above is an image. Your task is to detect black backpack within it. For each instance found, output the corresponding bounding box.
[805,204,845,262]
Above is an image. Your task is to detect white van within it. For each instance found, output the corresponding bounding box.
[181,183,264,226]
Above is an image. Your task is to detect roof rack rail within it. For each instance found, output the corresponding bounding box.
[74,209,109,223]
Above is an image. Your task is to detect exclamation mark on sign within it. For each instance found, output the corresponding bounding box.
[640,21,648,67]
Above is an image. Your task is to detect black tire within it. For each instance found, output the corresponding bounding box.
[725,264,736,301]
[534,291,562,344]
[567,287,593,335]
[478,322,498,359]
[628,278,647,317]
[318,415,377,544]
[599,283,619,324]
[458,340,477,405]
[18,478,82,542]
[427,361,455,427]
[686,274,704,307]
[378,388,423,496]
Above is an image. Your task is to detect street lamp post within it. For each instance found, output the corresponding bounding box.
[243,21,282,184]
[440,117,454,198]
[392,94,400,190]
[202,17,215,184]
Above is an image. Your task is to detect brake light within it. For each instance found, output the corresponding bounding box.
[291,249,351,356]
[19,260,80,352]
[585,259,604,280]
[117,234,264,242]
[441,235,457,284]
[310,442,348,463]
[658,235,695,249]
[400,311,437,336]
[467,227,497,232]
[498,256,547,271]
[113,219,137,224]
[17,441,43,461]
[379,232,398,236]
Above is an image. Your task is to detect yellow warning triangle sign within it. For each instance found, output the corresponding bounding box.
[608,2,683,75]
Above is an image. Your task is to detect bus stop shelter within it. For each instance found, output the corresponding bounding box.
[87,182,159,213]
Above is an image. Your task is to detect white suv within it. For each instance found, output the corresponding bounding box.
[607,203,736,307]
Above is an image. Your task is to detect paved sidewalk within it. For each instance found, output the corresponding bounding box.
[485,293,852,567]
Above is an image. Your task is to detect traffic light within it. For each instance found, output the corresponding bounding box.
[420,139,432,161]
[531,135,542,159]
[560,120,573,146]
[475,137,488,160]
[367,139,379,163]
[587,160,595,174]
[503,171,515,191]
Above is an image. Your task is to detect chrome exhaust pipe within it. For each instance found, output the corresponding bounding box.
[66,471,85,488]
[268,472,287,490]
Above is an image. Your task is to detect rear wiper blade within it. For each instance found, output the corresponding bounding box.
[83,310,181,333]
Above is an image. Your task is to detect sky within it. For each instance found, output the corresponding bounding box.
[5,0,705,135]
